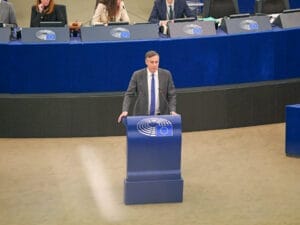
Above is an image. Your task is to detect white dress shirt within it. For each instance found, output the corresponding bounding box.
[147,69,160,115]
[166,1,174,20]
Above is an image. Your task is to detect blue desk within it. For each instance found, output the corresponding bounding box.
[286,104,300,157]
[1,27,300,94]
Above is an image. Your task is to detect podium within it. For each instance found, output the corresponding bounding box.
[286,104,300,157]
[124,115,183,205]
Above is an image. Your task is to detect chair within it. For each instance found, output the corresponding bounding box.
[202,0,239,18]
[255,0,290,14]
[186,0,204,17]
[56,4,68,25]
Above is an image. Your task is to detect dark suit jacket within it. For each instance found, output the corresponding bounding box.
[122,68,176,116]
[148,0,195,23]
[30,4,67,27]
[0,1,17,25]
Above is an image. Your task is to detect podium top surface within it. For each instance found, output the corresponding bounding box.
[286,104,300,109]
[125,115,182,138]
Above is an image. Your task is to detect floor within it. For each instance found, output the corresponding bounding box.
[1,123,300,225]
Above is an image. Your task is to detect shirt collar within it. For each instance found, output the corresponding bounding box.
[166,0,174,8]
[147,69,158,77]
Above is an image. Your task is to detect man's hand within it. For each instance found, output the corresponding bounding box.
[118,111,128,123]
[170,111,178,116]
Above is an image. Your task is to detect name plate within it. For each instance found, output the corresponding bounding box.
[81,24,159,42]
[221,15,272,34]
[168,20,216,38]
[273,10,300,28]
[21,27,69,43]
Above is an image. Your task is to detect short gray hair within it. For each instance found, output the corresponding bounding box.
[145,50,159,59]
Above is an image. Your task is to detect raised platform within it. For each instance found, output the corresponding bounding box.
[1,78,300,137]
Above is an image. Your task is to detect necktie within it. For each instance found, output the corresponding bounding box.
[150,74,155,115]
[169,5,174,20]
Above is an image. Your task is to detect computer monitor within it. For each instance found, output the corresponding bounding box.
[39,21,65,27]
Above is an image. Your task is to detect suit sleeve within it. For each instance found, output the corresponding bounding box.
[183,0,196,18]
[8,3,17,25]
[167,72,176,112]
[148,1,160,23]
[122,72,138,112]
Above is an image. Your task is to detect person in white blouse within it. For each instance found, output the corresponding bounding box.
[92,0,130,25]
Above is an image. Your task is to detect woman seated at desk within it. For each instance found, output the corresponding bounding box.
[30,0,67,27]
[91,0,130,25]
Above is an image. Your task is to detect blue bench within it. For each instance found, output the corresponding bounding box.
[286,104,300,156]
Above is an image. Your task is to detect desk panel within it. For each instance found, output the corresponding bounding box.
[1,28,300,94]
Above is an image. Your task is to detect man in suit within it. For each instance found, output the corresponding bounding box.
[118,50,177,123]
[0,0,17,26]
[148,0,195,25]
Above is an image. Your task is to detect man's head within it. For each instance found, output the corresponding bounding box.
[166,0,174,4]
[145,50,160,73]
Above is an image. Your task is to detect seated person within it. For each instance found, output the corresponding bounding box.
[148,0,195,26]
[91,0,130,25]
[30,0,67,27]
[0,0,17,26]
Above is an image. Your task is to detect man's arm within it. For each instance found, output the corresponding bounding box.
[8,3,17,25]
[118,72,138,123]
[182,0,196,18]
[167,72,177,113]
[148,0,161,24]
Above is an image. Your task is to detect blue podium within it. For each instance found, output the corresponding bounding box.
[124,115,183,205]
[286,104,300,157]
